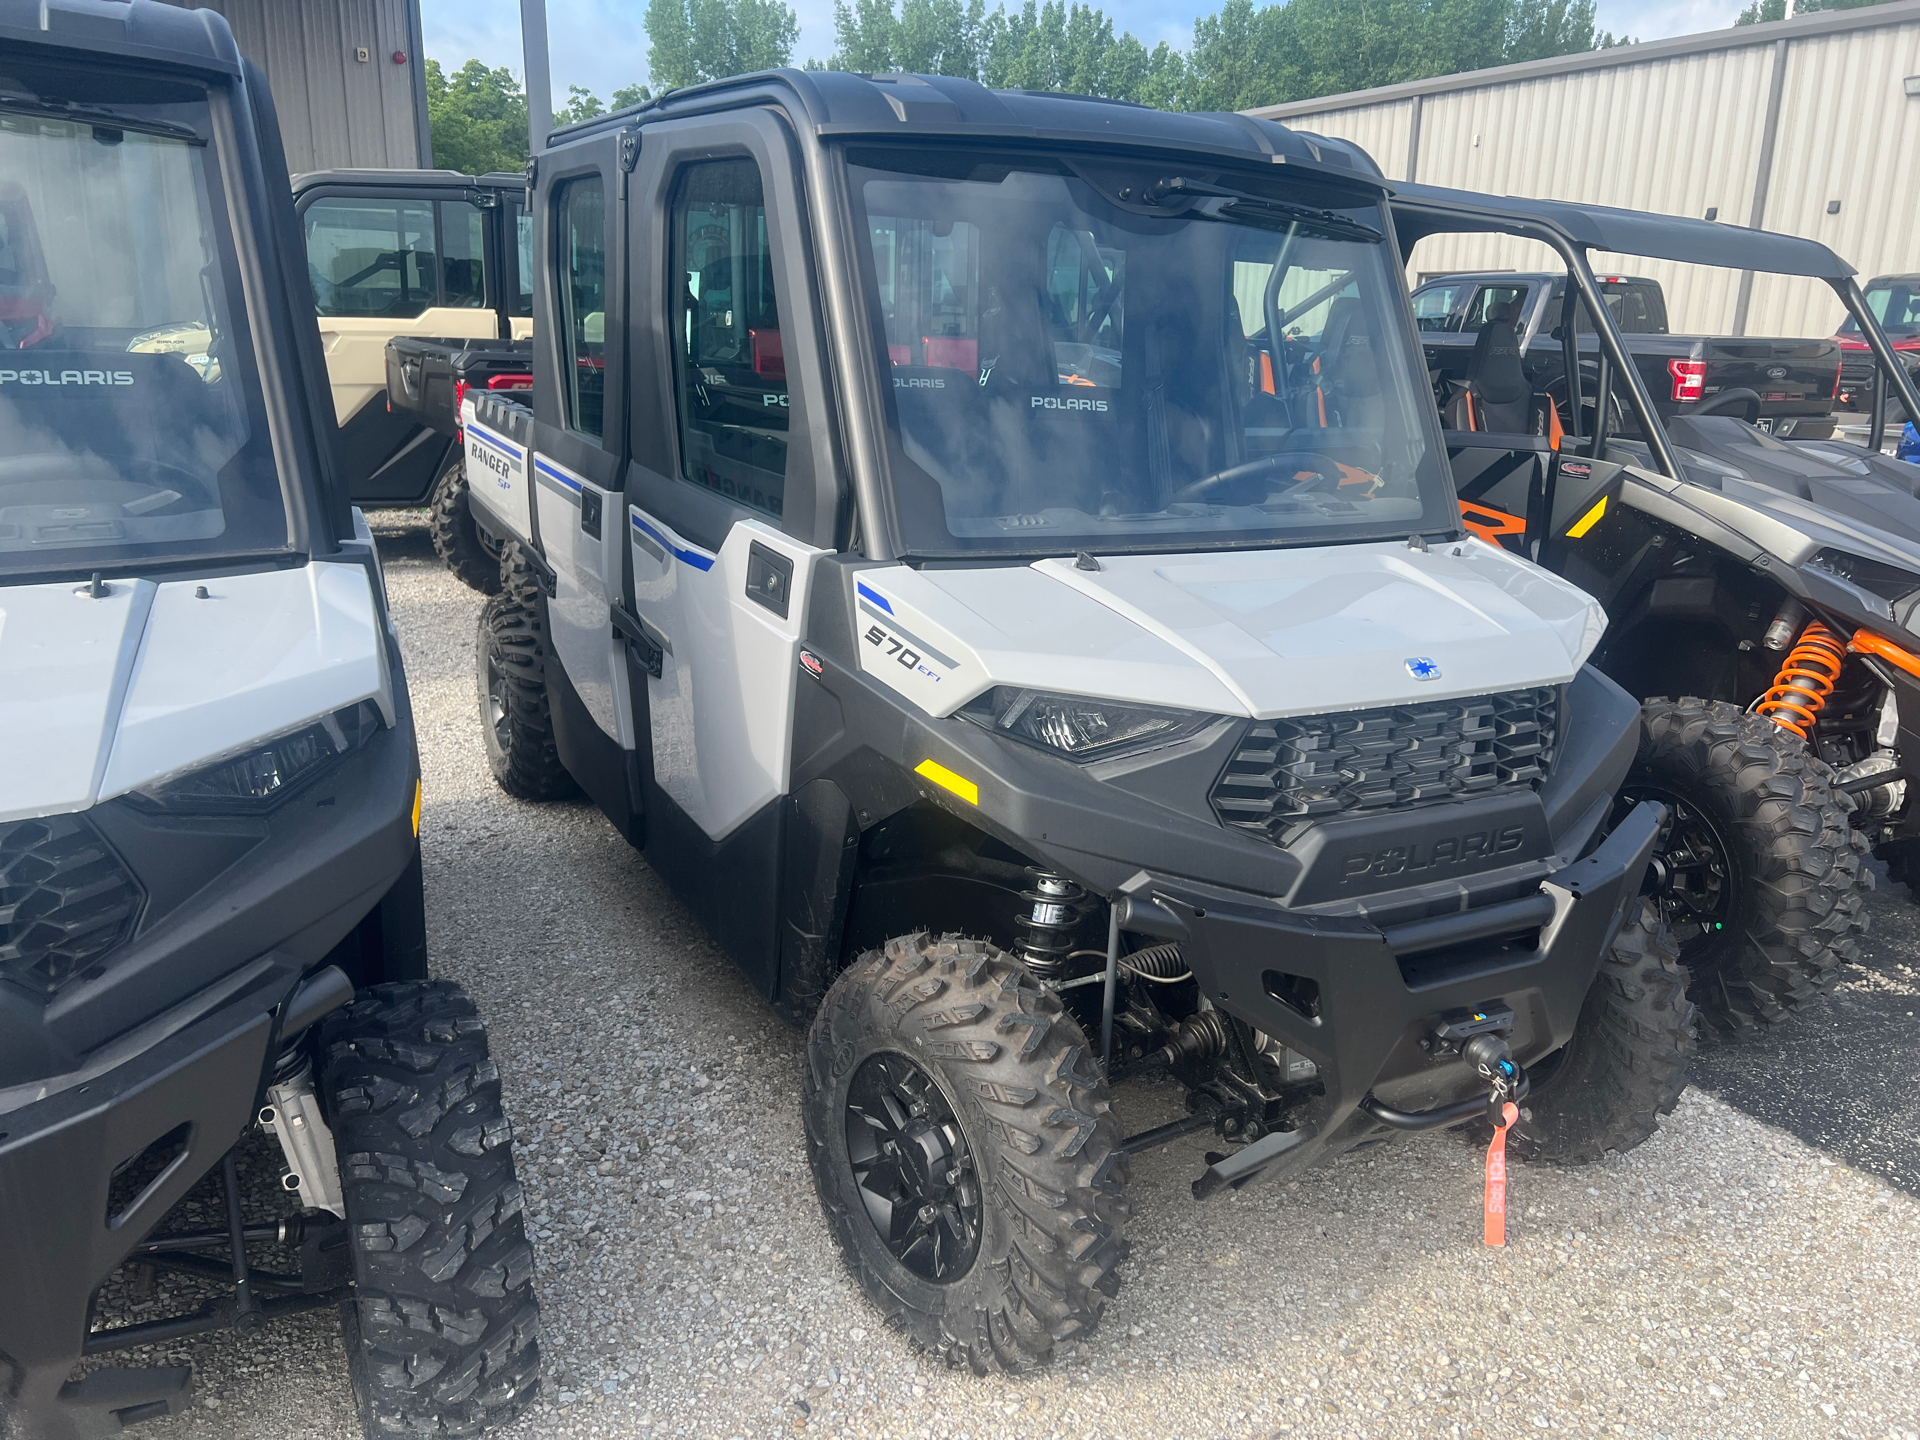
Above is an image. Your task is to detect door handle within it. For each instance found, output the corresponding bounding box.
[580,488,603,540]
[611,603,667,679]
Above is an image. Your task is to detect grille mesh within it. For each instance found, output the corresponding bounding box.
[1211,688,1559,846]
[0,814,142,999]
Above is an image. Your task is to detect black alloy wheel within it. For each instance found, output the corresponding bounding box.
[843,1053,982,1282]
[1620,783,1739,960]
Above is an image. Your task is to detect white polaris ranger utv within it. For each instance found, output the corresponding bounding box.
[469,70,1686,1370]
[0,5,535,1436]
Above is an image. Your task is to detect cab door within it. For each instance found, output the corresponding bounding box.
[621,112,841,857]
[298,183,498,499]
[527,131,632,807]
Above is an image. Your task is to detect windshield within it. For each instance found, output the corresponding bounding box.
[1839,280,1920,340]
[0,66,288,578]
[845,149,1453,557]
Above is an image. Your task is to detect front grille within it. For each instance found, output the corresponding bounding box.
[1211,687,1559,846]
[0,814,143,999]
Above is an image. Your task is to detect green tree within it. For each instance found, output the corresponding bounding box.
[425,58,530,175]
[1736,0,1890,23]
[554,83,605,127]
[646,0,800,90]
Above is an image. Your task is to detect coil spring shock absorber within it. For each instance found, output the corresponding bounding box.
[1755,620,1849,739]
[1015,868,1086,983]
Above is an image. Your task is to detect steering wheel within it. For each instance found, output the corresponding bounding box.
[1167,451,1347,507]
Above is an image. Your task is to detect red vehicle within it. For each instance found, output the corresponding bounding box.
[1835,274,1920,420]
[0,179,52,347]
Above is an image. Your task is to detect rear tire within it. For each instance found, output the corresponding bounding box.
[476,547,577,802]
[1501,899,1696,1163]
[803,934,1130,1374]
[429,451,504,596]
[1626,697,1869,1037]
[319,981,540,1438]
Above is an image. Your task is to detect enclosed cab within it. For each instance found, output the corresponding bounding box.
[471,70,1683,1370]
[0,6,536,1437]
[292,167,533,584]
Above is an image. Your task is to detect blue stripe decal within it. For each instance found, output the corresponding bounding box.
[629,511,716,572]
[856,581,893,614]
[532,457,583,494]
[468,425,521,462]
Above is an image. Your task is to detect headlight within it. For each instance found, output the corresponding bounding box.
[960,687,1213,762]
[135,701,385,811]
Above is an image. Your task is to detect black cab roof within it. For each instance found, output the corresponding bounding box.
[0,0,243,75]
[548,68,1389,190]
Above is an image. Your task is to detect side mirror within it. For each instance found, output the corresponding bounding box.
[1549,325,1565,341]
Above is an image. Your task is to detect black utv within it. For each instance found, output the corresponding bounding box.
[1385,181,1920,1037]
[0,5,536,1436]
[466,68,1689,1371]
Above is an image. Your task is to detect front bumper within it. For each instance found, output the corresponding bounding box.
[0,702,420,1438]
[1143,800,1663,1191]
[0,973,286,1438]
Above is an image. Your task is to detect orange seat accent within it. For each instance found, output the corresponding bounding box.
[1546,397,1564,451]
[1259,350,1276,395]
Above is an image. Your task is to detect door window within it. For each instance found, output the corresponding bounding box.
[438,200,486,309]
[1464,284,1528,332]
[302,197,485,317]
[505,198,535,319]
[553,176,607,439]
[1411,282,1465,332]
[669,158,786,518]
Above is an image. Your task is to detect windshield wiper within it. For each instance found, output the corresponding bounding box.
[1145,176,1383,243]
[0,95,204,143]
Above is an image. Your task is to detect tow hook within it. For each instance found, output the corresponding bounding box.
[1462,1032,1524,1123]
[1358,1006,1530,1131]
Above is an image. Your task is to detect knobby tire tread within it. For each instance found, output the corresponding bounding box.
[1638,697,1869,1037]
[319,980,540,1437]
[803,934,1131,1375]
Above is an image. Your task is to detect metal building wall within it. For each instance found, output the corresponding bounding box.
[1255,2,1920,340]
[171,0,431,174]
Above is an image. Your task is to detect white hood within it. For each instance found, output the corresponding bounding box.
[852,538,1605,719]
[0,561,390,824]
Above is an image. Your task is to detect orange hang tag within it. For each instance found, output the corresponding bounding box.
[1484,1102,1519,1248]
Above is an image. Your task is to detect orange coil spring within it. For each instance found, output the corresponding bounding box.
[1754,621,1848,738]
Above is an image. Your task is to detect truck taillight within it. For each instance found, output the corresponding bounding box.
[454,378,468,416]
[1669,358,1707,403]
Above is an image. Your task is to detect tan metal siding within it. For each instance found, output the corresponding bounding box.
[1745,18,1920,339]
[1253,3,1920,341]
[172,0,425,172]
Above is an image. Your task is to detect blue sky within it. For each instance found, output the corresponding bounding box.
[420,0,1745,105]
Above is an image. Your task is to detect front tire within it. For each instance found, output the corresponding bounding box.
[803,934,1130,1373]
[475,547,577,802]
[319,981,540,1438]
[1626,697,1869,1037]
[429,450,504,595]
[1503,899,1696,1163]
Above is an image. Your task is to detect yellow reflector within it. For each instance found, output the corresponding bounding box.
[915,758,978,806]
[1565,494,1609,538]
[411,778,422,837]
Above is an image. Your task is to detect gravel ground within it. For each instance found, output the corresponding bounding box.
[108,518,1920,1440]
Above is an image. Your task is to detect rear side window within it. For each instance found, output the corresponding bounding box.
[1464,284,1528,332]
[669,158,786,518]
[303,197,485,317]
[505,197,534,319]
[1411,282,1464,331]
[553,176,607,439]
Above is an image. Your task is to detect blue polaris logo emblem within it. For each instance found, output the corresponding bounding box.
[1406,657,1442,681]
